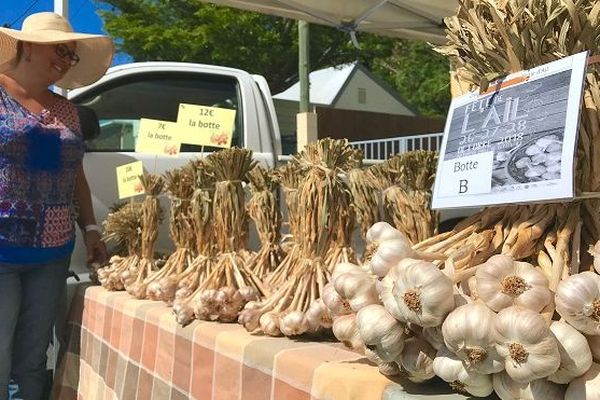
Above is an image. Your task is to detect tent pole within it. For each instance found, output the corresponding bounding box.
[54,0,69,17]
[296,19,317,150]
[53,0,69,96]
[299,20,310,113]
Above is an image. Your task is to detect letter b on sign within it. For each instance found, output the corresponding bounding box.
[459,180,469,194]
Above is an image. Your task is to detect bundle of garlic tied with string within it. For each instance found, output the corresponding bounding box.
[244,165,284,279]
[144,164,197,303]
[97,201,144,290]
[172,159,217,325]
[366,151,439,244]
[347,167,380,241]
[190,148,267,322]
[124,173,165,299]
[239,139,360,337]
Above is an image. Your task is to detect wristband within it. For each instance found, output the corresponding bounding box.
[84,224,101,233]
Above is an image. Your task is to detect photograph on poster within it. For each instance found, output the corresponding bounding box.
[491,130,563,190]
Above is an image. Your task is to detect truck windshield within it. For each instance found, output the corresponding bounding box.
[71,72,242,152]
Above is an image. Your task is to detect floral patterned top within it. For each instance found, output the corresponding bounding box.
[0,86,85,264]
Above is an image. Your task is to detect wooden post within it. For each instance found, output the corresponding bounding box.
[299,20,310,113]
[297,20,318,152]
[296,112,318,152]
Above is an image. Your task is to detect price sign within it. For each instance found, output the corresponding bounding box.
[135,118,181,156]
[116,161,144,199]
[432,51,588,209]
[177,103,236,148]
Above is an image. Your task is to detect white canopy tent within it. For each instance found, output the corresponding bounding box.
[198,0,458,44]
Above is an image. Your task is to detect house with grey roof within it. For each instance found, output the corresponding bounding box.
[273,62,441,154]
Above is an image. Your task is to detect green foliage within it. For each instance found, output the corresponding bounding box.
[98,0,450,117]
[372,40,451,118]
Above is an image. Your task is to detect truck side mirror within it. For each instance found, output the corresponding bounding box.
[76,105,100,141]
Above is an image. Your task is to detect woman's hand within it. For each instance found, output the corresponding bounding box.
[84,230,108,265]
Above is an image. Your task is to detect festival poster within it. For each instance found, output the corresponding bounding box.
[432,52,588,209]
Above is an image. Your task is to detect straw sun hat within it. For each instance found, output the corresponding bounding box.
[0,12,114,89]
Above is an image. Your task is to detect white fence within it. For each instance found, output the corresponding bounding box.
[350,132,443,161]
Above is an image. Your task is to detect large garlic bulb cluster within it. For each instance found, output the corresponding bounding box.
[400,337,436,383]
[355,304,405,362]
[365,222,442,277]
[433,346,494,397]
[332,221,600,398]
[332,313,363,352]
[565,363,600,400]
[548,321,592,384]
[493,306,560,382]
[556,272,600,335]
[333,266,379,313]
[475,255,551,312]
[442,302,503,374]
[493,371,565,400]
[379,258,455,327]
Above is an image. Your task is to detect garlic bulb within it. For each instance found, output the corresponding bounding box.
[422,326,444,350]
[442,302,503,374]
[332,262,364,281]
[380,259,455,327]
[548,321,592,384]
[467,276,479,300]
[305,299,333,332]
[366,221,405,244]
[493,371,565,400]
[355,304,405,362]
[333,271,380,312]
[376,361,401,377]
[494,306,560,382]
[259,312,282,337]
[399,337,436,383]
[556,271,600,335]
[321,283,352,317]
[278,311,307,337]
[365,222,442,277]
[565,362,600,400]
[433,346,494,397]
[369,238,417,277]
[475,255,551,312]
[586,334,600,362]
[332,314,363,352]
[364,348,401,376]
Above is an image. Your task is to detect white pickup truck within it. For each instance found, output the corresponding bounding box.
[67,61,283,272]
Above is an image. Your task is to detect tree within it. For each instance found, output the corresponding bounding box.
[98,0,450,117]
[372,40,451,118]
[98,0,393,93]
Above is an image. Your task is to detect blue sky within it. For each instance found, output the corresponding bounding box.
[1,0,131,64]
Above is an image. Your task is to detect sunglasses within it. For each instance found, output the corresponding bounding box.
[55,44,80,66]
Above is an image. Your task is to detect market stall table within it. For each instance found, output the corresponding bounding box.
[52,284,493,400]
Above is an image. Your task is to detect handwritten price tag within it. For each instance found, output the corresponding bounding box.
[135,118,181,156]
[177,103,236,148]
[116,161,144,199]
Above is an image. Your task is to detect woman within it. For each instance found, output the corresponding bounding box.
[0,12,114,400]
